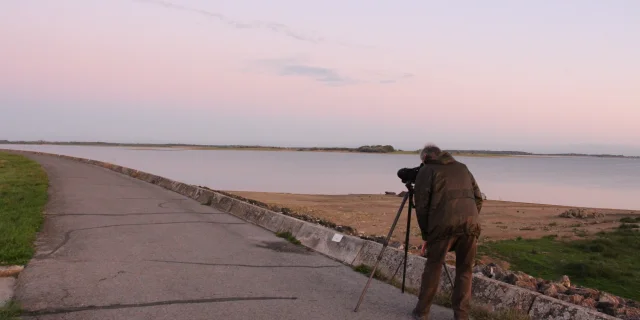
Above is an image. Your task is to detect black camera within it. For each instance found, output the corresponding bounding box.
[397,163,424,184]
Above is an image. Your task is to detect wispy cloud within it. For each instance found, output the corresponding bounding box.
[279,65,355,85]
[251,58,356,86]
[249,57,414,87]
[132,0,370,48]
[369,72,414,84]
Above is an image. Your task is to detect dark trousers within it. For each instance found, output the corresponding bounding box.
[413,234,477,320]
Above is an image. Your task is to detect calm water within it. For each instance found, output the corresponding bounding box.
[2,144,640,210]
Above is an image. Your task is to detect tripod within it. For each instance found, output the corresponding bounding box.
[353,182,454,312]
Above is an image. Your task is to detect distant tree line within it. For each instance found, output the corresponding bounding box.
[297,145,396,153]
[301,147,353,152]
[355,145,396,153]
[444,149,533,155]
[537,153,635,158]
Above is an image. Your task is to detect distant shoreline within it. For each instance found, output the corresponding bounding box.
[1,140,638,159]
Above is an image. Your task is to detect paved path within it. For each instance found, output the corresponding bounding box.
[14,153,454,320]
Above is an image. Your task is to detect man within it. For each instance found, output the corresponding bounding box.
[412,144,483,320]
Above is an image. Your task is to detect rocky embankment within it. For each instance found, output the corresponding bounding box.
[473,262,639,319]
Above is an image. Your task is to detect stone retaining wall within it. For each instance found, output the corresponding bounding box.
[3,149,621,320]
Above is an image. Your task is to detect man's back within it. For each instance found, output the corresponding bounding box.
[412,146,484,320]
[414,151,483,243]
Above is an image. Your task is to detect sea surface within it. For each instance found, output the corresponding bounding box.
[2,144,640,210]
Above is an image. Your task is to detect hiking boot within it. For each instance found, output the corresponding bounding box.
[411,309,428,320]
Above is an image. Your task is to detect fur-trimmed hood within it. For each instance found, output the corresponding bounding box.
[424,151,457,165]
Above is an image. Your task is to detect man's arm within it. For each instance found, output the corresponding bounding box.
[469,170,483,214]
[414,166,434,241]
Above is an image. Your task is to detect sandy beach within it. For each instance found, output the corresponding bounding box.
[225,191,640,252]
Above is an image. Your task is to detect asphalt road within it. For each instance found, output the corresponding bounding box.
[14,153,454,320]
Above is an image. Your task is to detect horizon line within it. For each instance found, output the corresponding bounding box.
[1,139,638,159]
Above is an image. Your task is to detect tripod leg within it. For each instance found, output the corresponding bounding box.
[402,190,412,293]
[353,192,409,312]
[443,262,454,297]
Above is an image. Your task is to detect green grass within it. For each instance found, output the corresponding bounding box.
[0,301,22,320]
[619,223,640,230]
[0,152,48,266]
[352,264,387,281]
[478,230,640,301]
[275,231,301,245]
[353,264,373,275]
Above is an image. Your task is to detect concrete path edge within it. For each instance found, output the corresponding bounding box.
[0,267,23,308]
[0,149,621,320]
[0,277,16,308]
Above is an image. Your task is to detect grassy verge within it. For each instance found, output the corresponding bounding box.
[0,152,48,266]
[0,301,22,320]
[478,229,640,301]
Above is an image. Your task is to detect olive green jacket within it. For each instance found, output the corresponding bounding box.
[414,151,483,242]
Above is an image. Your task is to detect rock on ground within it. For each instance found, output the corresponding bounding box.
[559,208,605,219]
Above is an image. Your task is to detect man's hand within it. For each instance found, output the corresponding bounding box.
[420,241,428,256]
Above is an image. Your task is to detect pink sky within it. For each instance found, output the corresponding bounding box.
[1,0,639,154]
